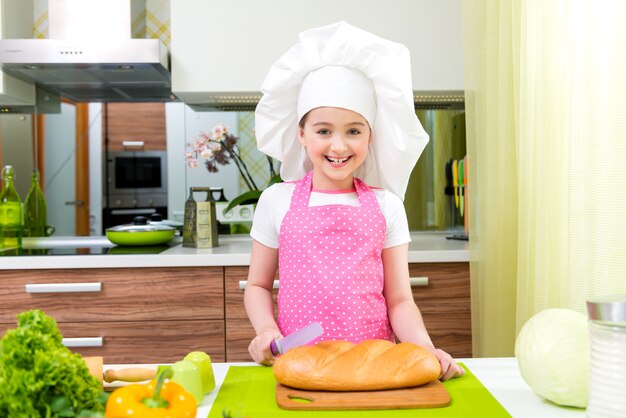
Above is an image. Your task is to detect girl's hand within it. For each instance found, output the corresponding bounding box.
[432,348,465,381]
[248,329,284,366]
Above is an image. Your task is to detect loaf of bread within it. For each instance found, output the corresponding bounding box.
[273,339,441,391]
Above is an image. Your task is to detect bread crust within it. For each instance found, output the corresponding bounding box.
[273,339,441,391]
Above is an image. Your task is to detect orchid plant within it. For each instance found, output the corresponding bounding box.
[185,123,280,212]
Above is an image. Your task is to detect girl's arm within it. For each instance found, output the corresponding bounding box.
[382,243,465,380]
[244,239,283,365]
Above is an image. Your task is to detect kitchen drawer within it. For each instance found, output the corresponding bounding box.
[105,103,167,151]
[224,263,472,360]
[55,320,224,364]
[0,267,224,323]
[408,262,472,357]
[225,266,278,320]
[224,266,278,362]
[225,318,257,362]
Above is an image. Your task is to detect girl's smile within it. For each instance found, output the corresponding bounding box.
[299,107,371,190]
[325,155,351,166]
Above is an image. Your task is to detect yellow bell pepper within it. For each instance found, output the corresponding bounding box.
[105,368,197,418]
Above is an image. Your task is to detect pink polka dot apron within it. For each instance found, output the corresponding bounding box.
[277,171,393,343]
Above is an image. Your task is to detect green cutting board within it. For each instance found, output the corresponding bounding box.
[207,364,511,417]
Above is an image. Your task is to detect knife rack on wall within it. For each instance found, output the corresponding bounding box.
[444,156,468,240]
[404,109,466,232]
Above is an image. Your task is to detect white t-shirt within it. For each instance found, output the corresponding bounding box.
[250,182,411,249]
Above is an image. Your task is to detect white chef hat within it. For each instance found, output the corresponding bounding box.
[255,21,429,199]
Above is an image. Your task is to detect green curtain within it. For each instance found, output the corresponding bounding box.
[463,0,626,357]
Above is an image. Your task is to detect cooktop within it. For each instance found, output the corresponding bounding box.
[20,244,174,256]
[22,247,111,256]
[18,236,180,256]
[29,245,170,255]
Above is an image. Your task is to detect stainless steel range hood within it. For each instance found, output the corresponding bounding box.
[184,91,466,112]
[0,0,173,103]
[0,38,172,102]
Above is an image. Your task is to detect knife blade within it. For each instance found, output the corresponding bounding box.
[458,159,464,217]
[452,159,459,209]
[270,322,324,356]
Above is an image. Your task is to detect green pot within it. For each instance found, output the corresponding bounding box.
[106,216,176,246]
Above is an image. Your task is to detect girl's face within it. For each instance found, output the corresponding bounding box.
[298,107,371,190]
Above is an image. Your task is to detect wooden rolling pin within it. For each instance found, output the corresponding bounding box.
[83,356,156,387]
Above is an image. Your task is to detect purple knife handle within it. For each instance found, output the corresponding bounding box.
[270,339,279,356]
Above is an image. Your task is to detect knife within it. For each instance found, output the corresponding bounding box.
[458,159,464,217]
[452,159,459,209]
[464,156,469,232]
[270,322,324,356]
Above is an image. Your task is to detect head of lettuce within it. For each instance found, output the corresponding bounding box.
[0,309,105,417]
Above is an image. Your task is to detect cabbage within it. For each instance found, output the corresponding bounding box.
[514,308,589,408]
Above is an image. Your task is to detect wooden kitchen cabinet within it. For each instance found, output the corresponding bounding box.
[56,320,224,364]
[0,260,470,363]
[408,262,472,358]
[224,266,278,362]
[0,267,225,363]
[104,103,167,151]
[224,262,472,362]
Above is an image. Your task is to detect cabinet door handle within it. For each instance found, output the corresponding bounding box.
[122,140,145,147]
[65,200,86,206]
[62,337,103,347]
[25,282,102,293]
[409,276,429,287]
[111,208,156,215]
[239,280,280,290]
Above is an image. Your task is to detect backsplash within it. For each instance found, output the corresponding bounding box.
[404,110,466,231]
[33,0,170,45]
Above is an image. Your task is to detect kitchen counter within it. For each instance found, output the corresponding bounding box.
[1,231,469,269]
[106,358,585,418]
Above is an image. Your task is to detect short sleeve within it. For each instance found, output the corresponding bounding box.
[249,183,293,248]
[379,190,411,248]
[250,185,280,248]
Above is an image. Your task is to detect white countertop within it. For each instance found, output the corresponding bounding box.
[2,232,468,269]
[106,358,585,418]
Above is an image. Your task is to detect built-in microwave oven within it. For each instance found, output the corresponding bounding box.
[105,150,167,196]
[103,150,168,229]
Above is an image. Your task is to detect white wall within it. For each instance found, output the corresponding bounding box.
[172,0,464,103]
[0,0,36,106]
[88,103,102,235]
[44,102,76,235]
[0,114,33,195]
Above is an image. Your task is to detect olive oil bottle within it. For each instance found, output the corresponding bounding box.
[0,166,23,255]
[24,170,47,238]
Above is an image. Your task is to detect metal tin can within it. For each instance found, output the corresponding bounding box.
[587,295,626,417]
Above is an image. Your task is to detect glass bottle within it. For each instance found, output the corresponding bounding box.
[0,165,23,255]
[587,295,626,417]
[24,170,47,238]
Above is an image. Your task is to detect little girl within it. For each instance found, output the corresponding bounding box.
[245,21,464,380]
